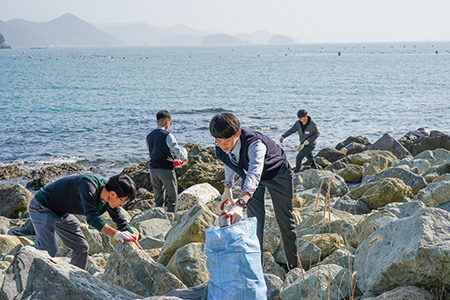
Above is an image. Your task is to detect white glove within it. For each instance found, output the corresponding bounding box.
[225,205,244,225]
[114,231,137,245]
[304,140,309,146]
[221,188,234,203]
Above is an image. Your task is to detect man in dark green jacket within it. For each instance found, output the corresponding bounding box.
[280,109,320,173]
[28,173,137,270]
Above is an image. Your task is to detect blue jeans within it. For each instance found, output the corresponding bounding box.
[28,197,89,270]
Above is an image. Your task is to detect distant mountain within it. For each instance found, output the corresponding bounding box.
[203,34,243,45]
[235,30,276,44]
[268,34,294,44]
[0,13,124,47]
[97,22,219,46]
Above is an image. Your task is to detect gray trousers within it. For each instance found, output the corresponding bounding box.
[150,168,178,212]
[28,197,89,270]
[246,162,299,269]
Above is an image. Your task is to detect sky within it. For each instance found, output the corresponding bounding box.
[1,0,449,43]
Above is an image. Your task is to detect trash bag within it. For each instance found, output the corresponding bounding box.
[205,217,267,300]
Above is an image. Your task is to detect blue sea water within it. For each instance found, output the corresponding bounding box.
[1,42,449,179]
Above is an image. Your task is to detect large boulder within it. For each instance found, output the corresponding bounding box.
[347,178,413,209]
[399,130,450,156]
[102,242,186,297]
[362,167,427,194]
[315,148,346,163]
[325,156,353,172]
[157,202,216,266]
[335,136,372,151]
[24,163,85,190]
[331,196,371,215]
[354,208,450,294]
[166,242,209,288]
[414,179,450,207]
[382,200,426,219]
[349,210,398,248]
[414,148,450,166]
[321,247,355,270]
[365,133,412,159]
[262,201,282,254]
[134,218,172,239]
[0,235,23,256]
[0,184,33,218]
[175,183,220,212]
[121,161,152,192]
[1,246,141,300]
[130,207,174,227]
[279,264,351,300]
[336,164,364,183]
[348,150,397,166]
[300,234,342,258]
[176,144,225,193]
[302,169,334,190]
[364,286,434,299]
[364,154,391,176]
[317,173,349,196]
[80,223,115,254]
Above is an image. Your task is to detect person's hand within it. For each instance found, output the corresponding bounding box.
[114,231,137,245]
[298,143,305,151]
[225,205,243,224]
[182,157,188,163]
[304,140,309,146]
[279,137,284,143]
[221,188,233,203]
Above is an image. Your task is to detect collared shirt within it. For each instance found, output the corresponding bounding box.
[224,138,267,197]
[149,126,188,160]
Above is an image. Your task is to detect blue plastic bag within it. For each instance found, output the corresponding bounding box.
[205,217,267,300]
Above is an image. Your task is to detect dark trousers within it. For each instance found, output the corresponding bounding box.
[294,144,316,173]
[246,163,299,269]
[150,168,178,212]
[28,197,89,270]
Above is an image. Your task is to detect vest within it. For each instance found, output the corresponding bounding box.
[146,128,174,170]
[216,129,286,182]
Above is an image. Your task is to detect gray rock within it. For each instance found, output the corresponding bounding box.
[383,201,426,219]
[349,210,398,248]
[279,264,351,300]
[325,156,353,172]
[262,201,282,254]
[316,148,346,163]
[364,154,390,176]
[321,247,355,270]
[102,242,186,297]
[335,136,372,151]
[302,169,335,190]
[163,282,208,300]
[175,183,220,213]
[139,236,165,249]
[79,223,115,254]
[331,196,371,215]
[354,207,450,294]
[1,246,141,300]
[365,133,412,159]
[166,242,209,288]
[264,273,283,300]
[135,218,173,240]
[423,163,450,177]
[130,207,174,227]
[297,239,322,270]
[409,159,432,174]
[367,286,434,299]
[414,148,450,166]
[157,202,216,266]
[317,173,349,196]
[362,167,427,194]
[262,251,286,281]
[414,179,450,207]
[337,164,365,183]
[0,184,33,219]
[0,234,23,256]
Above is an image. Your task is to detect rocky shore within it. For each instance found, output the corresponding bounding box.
[0,128,450,299]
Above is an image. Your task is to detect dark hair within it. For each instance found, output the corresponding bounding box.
[297,109,307,118]
[156,110,171,122]
[105,174,136,202]
[209,113,240,139]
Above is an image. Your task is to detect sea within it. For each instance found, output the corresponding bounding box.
[1,42,449,183]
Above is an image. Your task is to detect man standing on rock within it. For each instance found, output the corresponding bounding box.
[146,110,188,213]
[28,173,138,270]
[210,112,299,271]
[280,109,320,173]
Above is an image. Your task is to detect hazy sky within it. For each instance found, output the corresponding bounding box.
[1,0,449,43]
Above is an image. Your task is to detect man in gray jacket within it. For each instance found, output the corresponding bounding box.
[280,109,319,173]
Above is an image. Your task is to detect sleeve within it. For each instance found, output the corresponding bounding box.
[79,181,107,232]
[306,121,320,143]
[224,164,236,188]
[107,206,129,231]
[242,140,267,197]
[281,121,299,139]
[166,133,188,160]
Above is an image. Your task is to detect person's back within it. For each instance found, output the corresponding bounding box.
[146,110,187,212]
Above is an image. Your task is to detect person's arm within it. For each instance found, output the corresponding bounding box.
[281,121,300,140]
[166,133,188,162]
[239,140,267,203]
